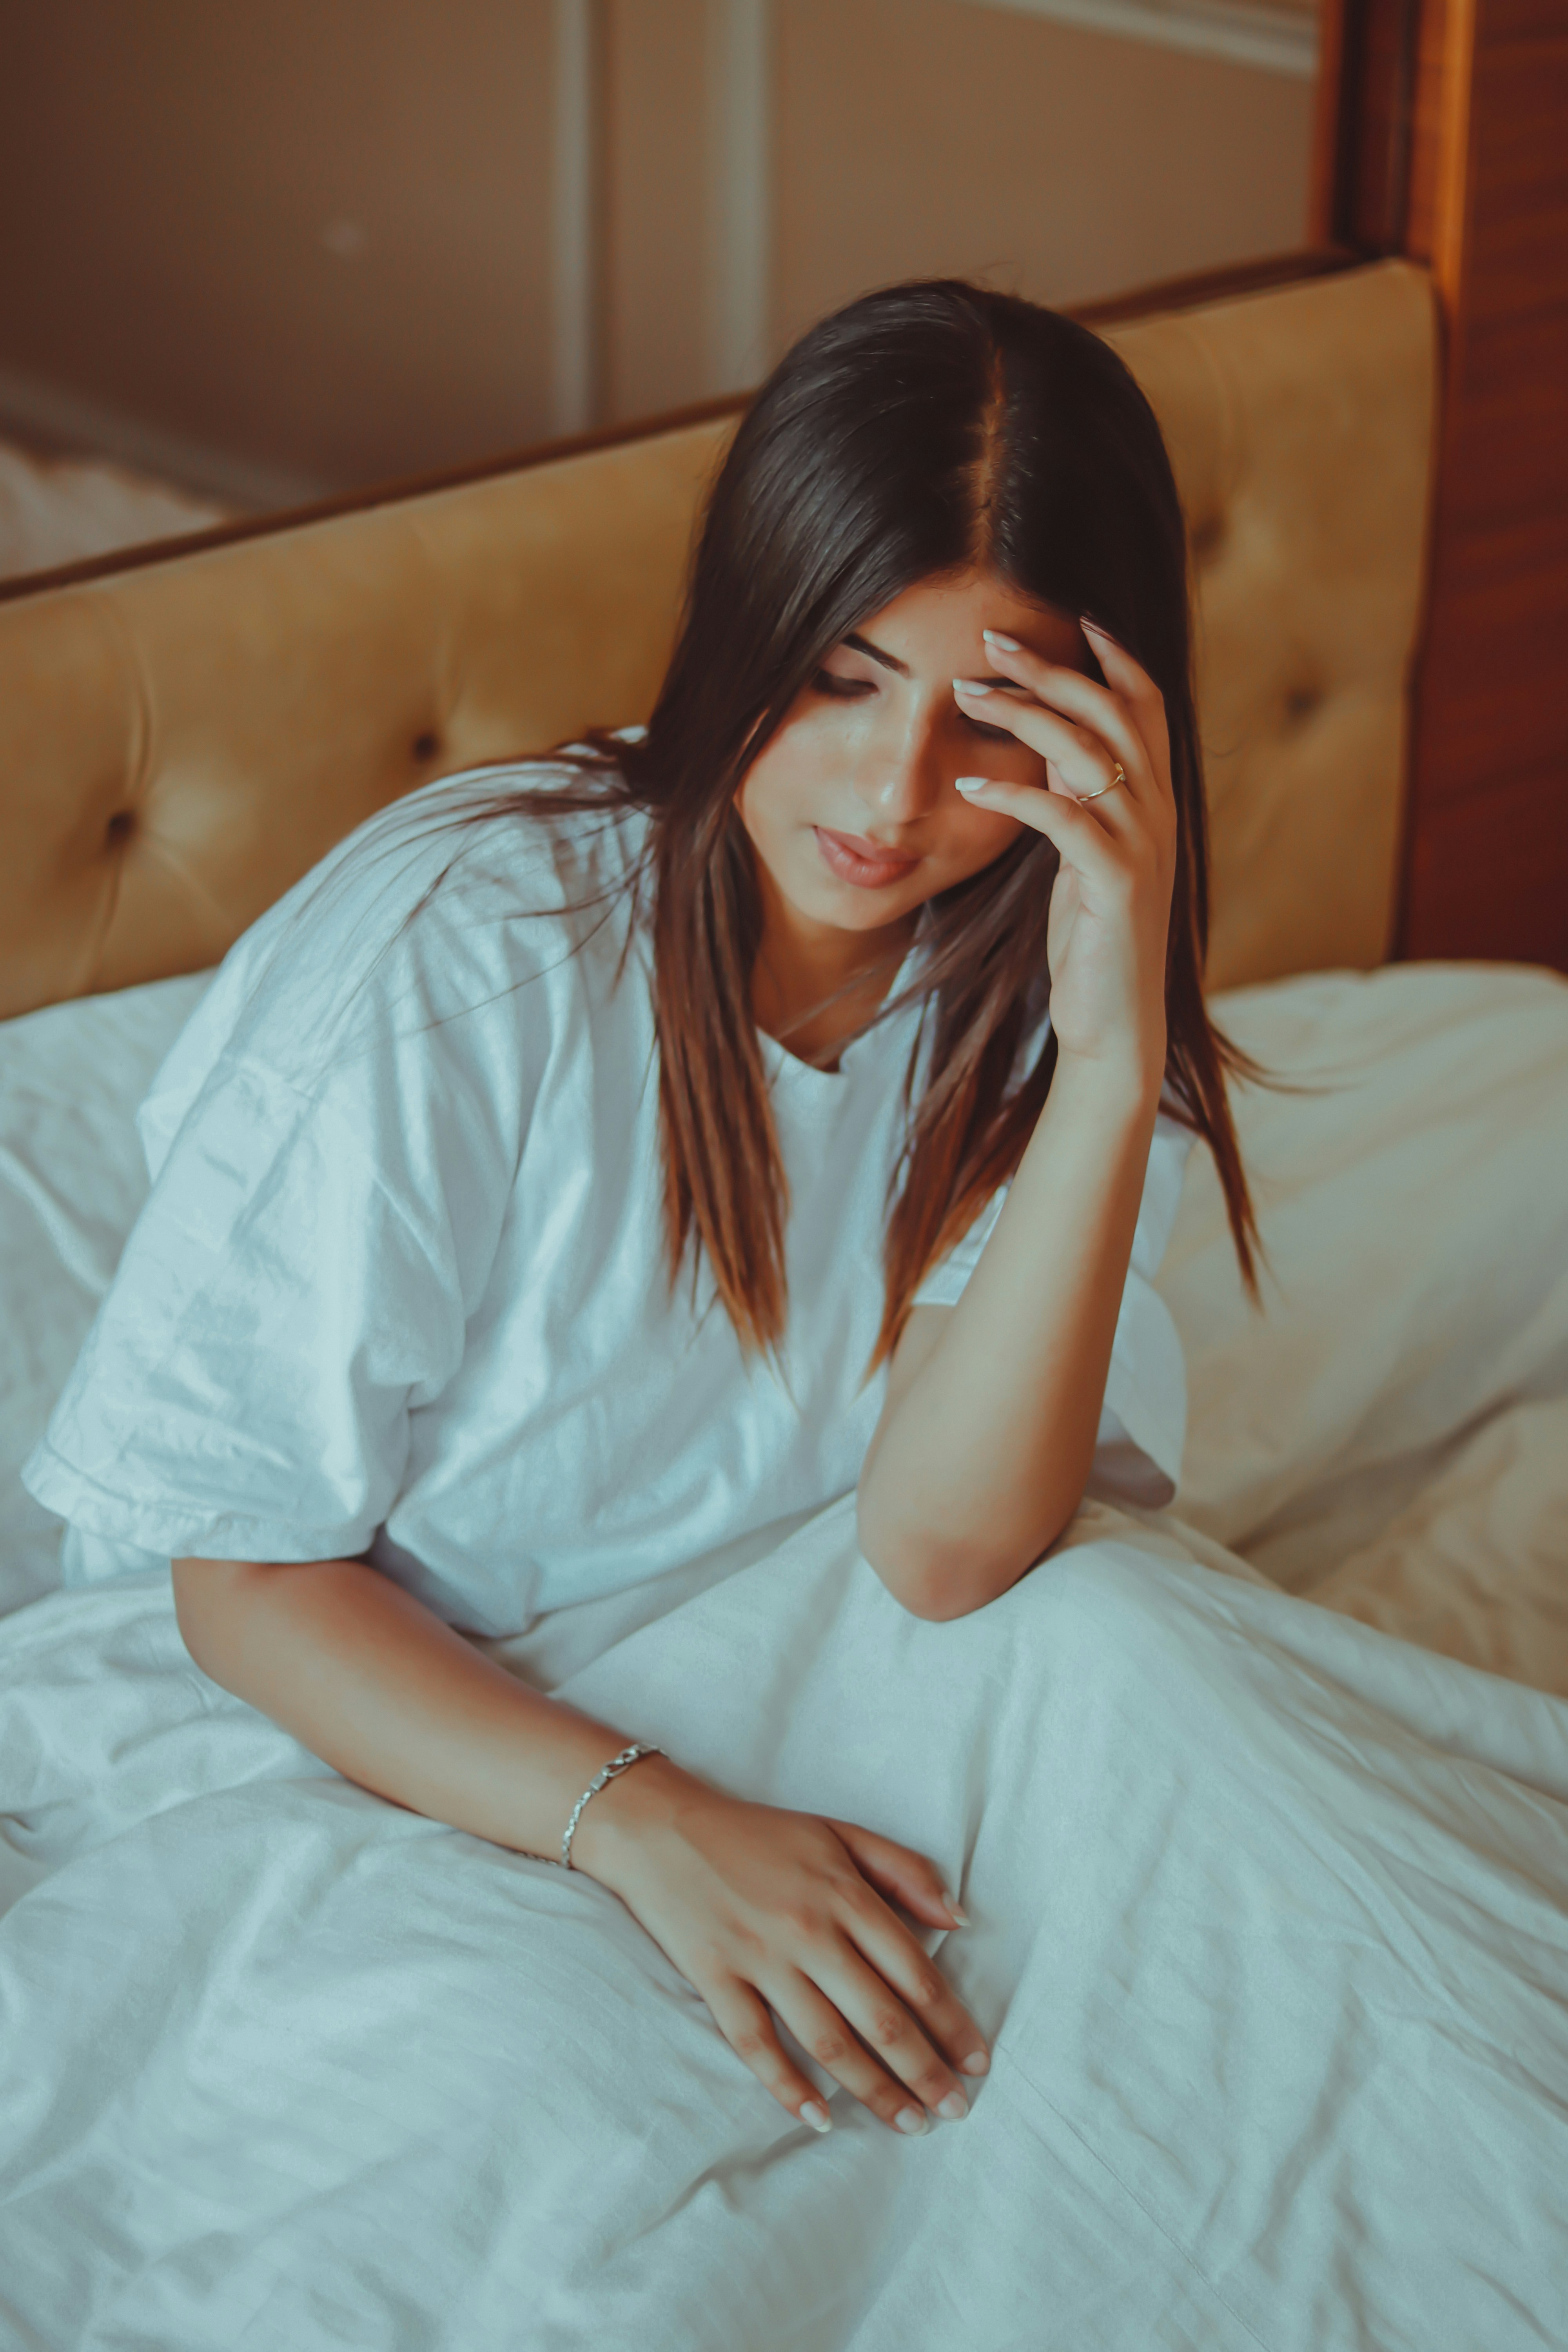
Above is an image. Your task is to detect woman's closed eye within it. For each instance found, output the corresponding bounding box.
[813,668,1017,742]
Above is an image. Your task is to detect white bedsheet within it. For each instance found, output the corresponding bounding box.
[1163,963,1568,1692]
[3,959,1567,2346]
[2,1500,1566,2349]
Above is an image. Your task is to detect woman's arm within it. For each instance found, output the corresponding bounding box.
[175,1553,647,1857]
[858,1058,1159,1619]
[857,621,1177,1620]
[173,1556,990,2132]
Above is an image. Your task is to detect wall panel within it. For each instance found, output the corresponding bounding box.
[0,0,557,495]
[773,0,1315,348]
[602,0,713,422]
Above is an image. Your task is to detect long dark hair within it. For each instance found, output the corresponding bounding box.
[456,278,1258,1367]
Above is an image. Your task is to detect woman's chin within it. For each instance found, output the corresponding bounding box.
[797,874,923,936]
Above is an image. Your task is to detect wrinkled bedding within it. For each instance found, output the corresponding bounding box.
[2,960,1566,2348]
[1165,962,1568,1690]
[3,1505,1566,2350]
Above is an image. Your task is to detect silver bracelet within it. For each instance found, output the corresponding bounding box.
[558,1742,665,1869]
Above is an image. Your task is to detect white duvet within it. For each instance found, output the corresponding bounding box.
[2,962,1567,2349]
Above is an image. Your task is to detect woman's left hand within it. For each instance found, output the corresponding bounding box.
[953,622,1176,1093]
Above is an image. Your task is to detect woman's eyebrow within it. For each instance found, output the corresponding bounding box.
[842,631,909,677]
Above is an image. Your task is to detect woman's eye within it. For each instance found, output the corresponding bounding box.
[813,669,874,700]
[963,712,1014,742]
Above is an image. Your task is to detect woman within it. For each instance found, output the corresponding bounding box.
[25,280,1252,2144]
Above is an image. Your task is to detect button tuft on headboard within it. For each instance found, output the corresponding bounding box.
[105,809,136,848]
[1189,514,1227,565]
[1284,684,1323,726]
[412,731,440,763]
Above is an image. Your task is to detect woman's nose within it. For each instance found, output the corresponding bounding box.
[857,702,948,821]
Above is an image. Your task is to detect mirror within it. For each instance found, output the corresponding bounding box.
[0,0,1322,588]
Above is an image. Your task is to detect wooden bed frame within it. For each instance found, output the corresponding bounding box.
[0,0,1560,1017]
[1312,0,1568,971]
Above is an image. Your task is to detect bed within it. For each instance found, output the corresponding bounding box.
[0,258,1564,2349]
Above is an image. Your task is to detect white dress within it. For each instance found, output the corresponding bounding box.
[24,765,1190,1636]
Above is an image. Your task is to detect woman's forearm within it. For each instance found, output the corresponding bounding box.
[857,1052,1161,1619]
[171,1553,675,1868]
[172,1553,994,2135]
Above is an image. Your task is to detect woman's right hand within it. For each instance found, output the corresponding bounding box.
[570,1757,989,2136]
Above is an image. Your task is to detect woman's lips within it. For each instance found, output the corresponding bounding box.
[814,826,921,888]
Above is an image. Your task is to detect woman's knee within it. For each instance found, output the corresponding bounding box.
[1006,1543,1199,1698]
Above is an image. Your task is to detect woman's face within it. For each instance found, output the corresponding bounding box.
[735,569,1093,953]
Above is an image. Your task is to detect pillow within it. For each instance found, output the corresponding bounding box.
[1161,962,1568,1586]
[0,973,212,1614]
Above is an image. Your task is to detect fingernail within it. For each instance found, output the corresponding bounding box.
[982,630,1021,650]
[895,2106,929,2136]
[961,2049,990,2076]
[936,2091,969,2122]
[1080,617,1115,642]
[947,1900,970,1926]
[954,777,989,796]
[953,677,992,695]
[800,2100,833,2134]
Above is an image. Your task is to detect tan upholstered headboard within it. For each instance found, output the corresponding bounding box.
[0,260,1436,1020]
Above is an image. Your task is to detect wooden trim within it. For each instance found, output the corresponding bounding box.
[1383,0,1423,249]
[1425,0,1476,306]
[1308,0,1356,241]
[1388,0,1568,972]
[1311,0,1429,253]
[1068,243,1363,328]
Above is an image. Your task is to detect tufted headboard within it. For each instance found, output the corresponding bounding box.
[0,260,1436,1021]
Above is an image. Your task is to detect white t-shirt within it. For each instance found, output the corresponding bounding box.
[25,766,1191,1638]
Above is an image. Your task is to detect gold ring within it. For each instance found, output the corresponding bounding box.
[1077,762,1126,804]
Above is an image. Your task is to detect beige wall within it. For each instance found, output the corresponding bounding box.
[774,0,1316,346]
[603,0,714,423]
[0,0,557,499]
[0,0,1317,523]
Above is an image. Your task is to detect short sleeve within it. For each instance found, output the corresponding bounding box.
[910,1113,1196,1508]
[22,779,574,1569]
[25,1063,472,1564]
